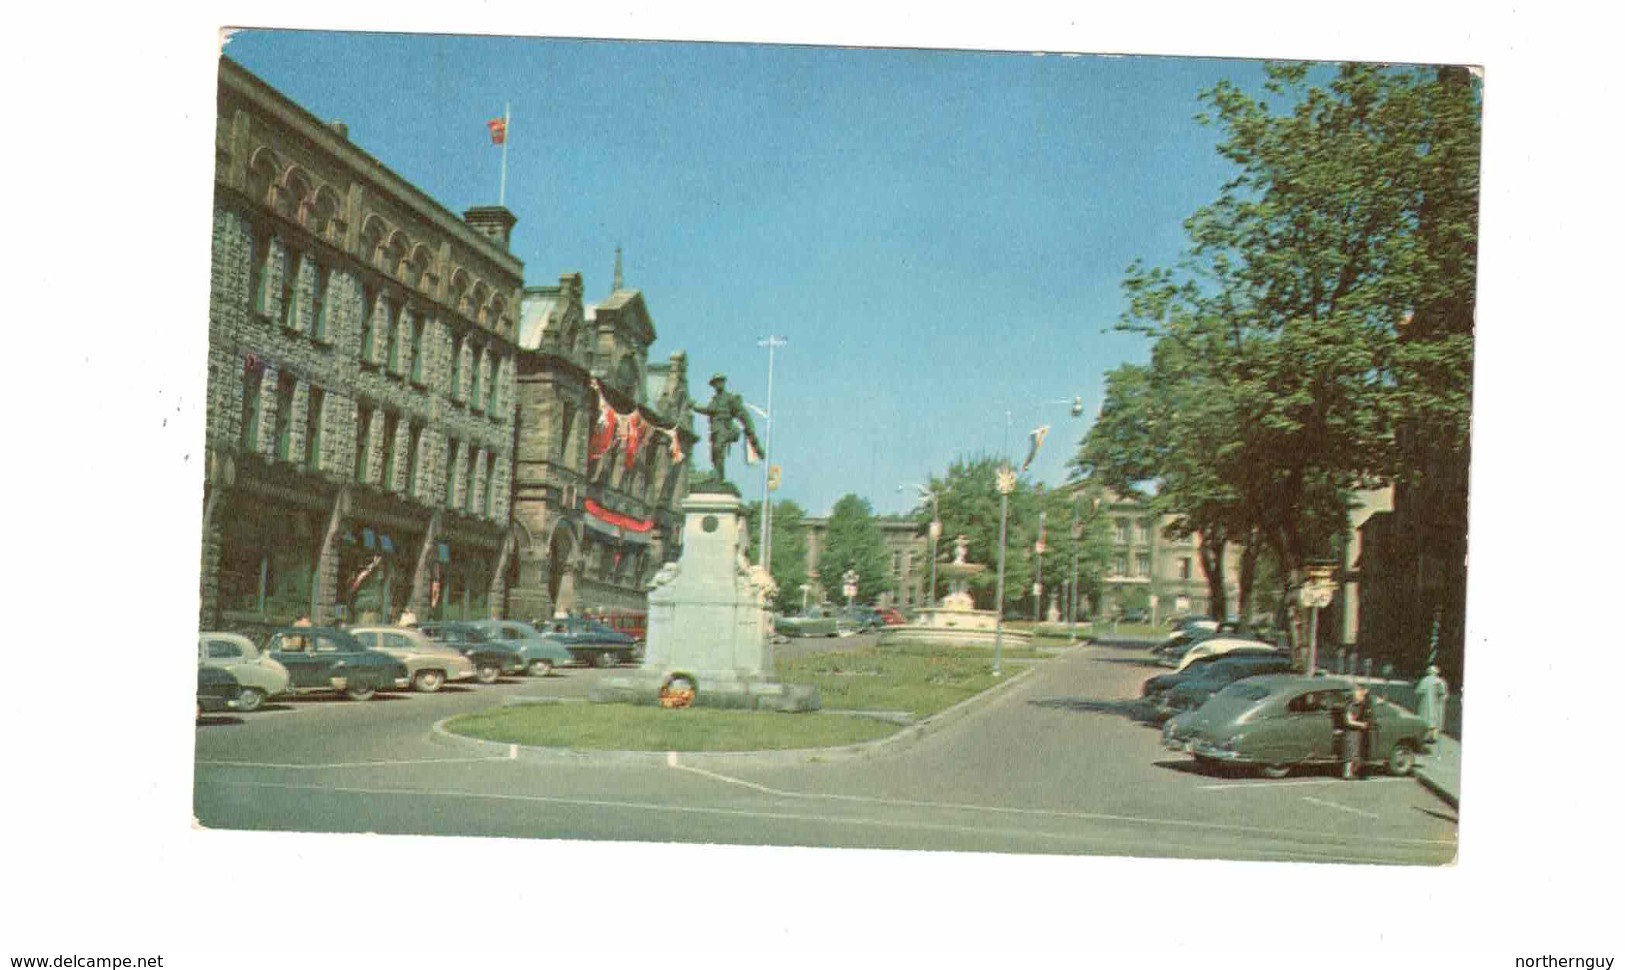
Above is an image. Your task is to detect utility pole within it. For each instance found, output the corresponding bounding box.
[757,336,786,570]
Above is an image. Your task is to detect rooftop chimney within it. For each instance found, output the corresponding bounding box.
[463,206,518,252]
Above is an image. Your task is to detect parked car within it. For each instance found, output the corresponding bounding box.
[262,626,410,700]
[466,619,575,677]
[1156,653,1296,713]
[1142,649,1280,701]
[774,605,841,638]
[198,632,290,712]
[1164,675,1428,779]
[878,607,907,626]
[1174,636,1280,672]
[1119,609,1151,624]
[533,616,640,667]
[416,621,526,683]
[839,605,885,632]
[349,626,478,692]
[197,666,242,719]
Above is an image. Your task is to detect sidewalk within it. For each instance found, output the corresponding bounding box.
[1412,732,1461,809]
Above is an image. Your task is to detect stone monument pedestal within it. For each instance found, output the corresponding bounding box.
[590,491,820,713]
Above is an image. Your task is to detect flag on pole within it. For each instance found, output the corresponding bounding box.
[1021,425,1050,472]
[486,118,508,145]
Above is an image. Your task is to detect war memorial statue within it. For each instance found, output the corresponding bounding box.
[690,373,763,485]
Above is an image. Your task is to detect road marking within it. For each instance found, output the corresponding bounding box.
[196,755,513,770]
[199,778,1436,864]
[1302,795,1380,819]
[1198,777,1407,791]
[668,762,1445,846]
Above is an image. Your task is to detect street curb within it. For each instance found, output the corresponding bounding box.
[429,662,1040,768]
[1413,765,1459,810]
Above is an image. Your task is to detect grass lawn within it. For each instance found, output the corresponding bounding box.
[442,642,1047,752]
[447,704,897,751]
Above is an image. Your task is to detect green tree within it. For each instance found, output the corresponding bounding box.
[819,494,891,606]
[1077,63,1478,639]
[744,499,810,613]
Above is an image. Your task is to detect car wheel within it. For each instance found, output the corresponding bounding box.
[1259,763,1292,779]
[1387,742,1418,776]
[475,664,501,685]
[344,683,377,701]
[595,650,618,668]
[413,670,445,693]
[236,687,266,713]
[529,659,554,677]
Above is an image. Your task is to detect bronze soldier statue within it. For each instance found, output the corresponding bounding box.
[691,373,763,482]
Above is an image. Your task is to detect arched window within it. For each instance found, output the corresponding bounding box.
[246,147,278,210]
[380,231,408,278]
[359,215,387,269]
[308,186,342,243]
[281,168,312,223]
[468,343,484,413]
[408,245,434,293]
[447,269,470,316]
[449,332,464,401]
[409,313,426,384]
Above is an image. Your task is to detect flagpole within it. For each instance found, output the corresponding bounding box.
[499,102,510,207]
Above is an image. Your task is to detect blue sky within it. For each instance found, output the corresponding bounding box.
[224,31,1259,516]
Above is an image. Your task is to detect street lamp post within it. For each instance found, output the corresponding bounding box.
[756,336,786,571]
[1069,498,1082,643]
[993,465,1016,677]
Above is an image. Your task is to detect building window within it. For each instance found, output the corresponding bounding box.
[1134,552,1150,578]
[239,361,264,452]
[273,373,297,461]
[444,439,460,509]
[892,551,903,577]
[405,423,422,499]
[311,263,330,341]
[557,402,576,462]
[1113,554,1128,577]
[466,451,481,514]
[354,407,373,483]
[483,453,496,518]
[280,248,301,329]
[381,412,400,491]
[360,285,377,363]
[1114,518,1129,543]
[249,231,271,318]
[450,334,463,400]
[1136,521,1151,544]
[486,355,500,413]
[1179,557,1192,581]
[469,346,483,413]
[383,297,400,373]
[410,317,426,384]
[305,386,324,472]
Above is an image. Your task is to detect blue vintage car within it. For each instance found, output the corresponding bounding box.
[532,616,640,667]
[466,619,575,677]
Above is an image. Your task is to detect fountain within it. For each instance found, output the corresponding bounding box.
[878,536,1032,648]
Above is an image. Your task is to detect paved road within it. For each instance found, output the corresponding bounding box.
[194,638,1457,864]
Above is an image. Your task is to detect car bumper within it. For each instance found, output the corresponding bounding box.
[1191,741,1247,762]
[393,676,412,689]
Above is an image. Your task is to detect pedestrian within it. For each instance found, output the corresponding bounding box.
[1415,665,1449,747]
[1340,685,1373,780]
[398,606,417,627]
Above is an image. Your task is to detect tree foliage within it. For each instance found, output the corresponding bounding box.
[819,494,891,605]
[1076,63,1479,623]
[744,499,809,613]
[914,456,1111,615]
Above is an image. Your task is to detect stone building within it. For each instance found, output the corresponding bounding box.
[200,58,523,634]
[507,258,697,622]
[1092,490,1243,621]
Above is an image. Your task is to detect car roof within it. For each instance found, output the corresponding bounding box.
[1241,674,1356,694]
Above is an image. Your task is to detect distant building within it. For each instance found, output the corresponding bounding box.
[507,261,697,621]
[797,518,929,609]
[1091,489,1243,622]
[201,58,523,634]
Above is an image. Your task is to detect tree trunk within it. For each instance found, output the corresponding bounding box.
[1237,537,1260,624]
[1198,536,1227,621]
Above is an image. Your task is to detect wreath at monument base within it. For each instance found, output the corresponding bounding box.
[659,675,697,709]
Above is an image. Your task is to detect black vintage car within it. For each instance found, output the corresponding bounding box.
[417,621,526,683]
[533,616,640,667]
[197,666,242,718]
[1157,653,1296,712]
[263,627,409,700]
